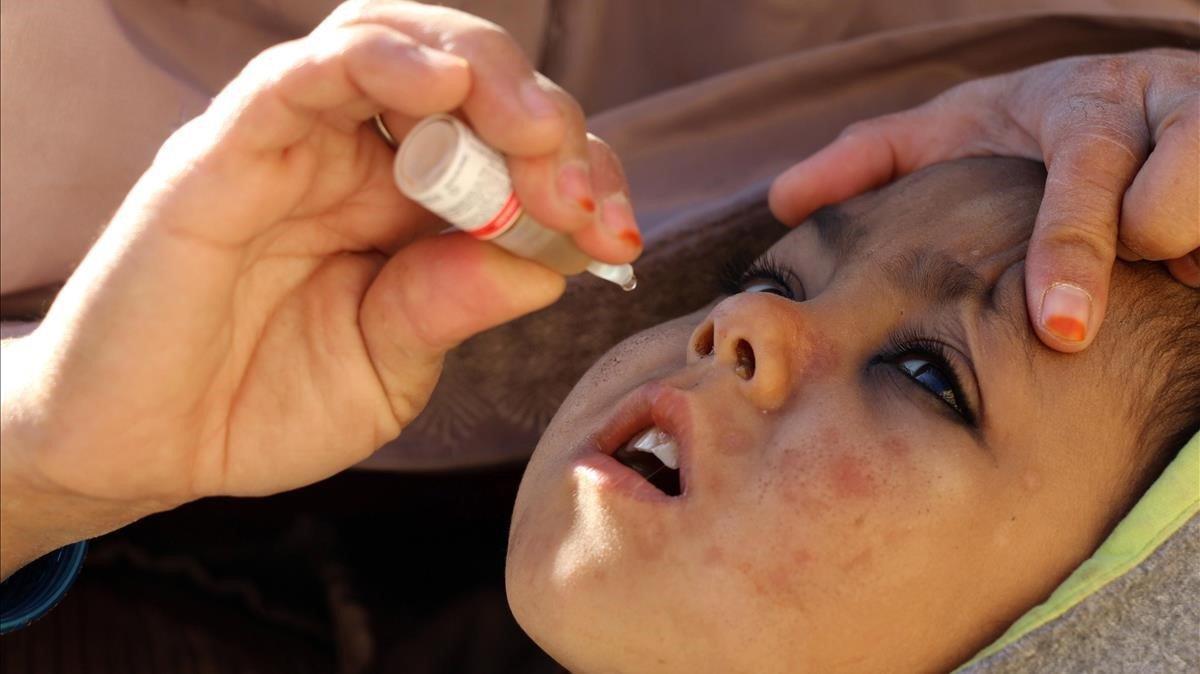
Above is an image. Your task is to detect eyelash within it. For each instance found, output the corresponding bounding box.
[876,329,977,426]
[716,253,801,299]
[716,254,977,427]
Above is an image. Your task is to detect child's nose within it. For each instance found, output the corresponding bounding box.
[687,293,807,411]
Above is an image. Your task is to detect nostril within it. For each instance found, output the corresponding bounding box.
[693,323,715,358]
[734,339,756,380]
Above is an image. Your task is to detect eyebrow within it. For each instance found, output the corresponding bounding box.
[814,206,1037,365]
[881,250,988,306]
[813,206,988,306]
[812,205,866,260]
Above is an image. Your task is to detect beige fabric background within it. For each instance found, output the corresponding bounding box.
[1,1,1197,470]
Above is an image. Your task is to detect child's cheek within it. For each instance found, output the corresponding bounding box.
[722,429,921,603]
[774,426,913,508]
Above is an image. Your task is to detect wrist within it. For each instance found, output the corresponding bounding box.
[0,335,165,579]
[2,335,69,579]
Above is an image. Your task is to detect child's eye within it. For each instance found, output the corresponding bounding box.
[717,255,804,300]
[742,277,791,296]
[893,354,966,417]
[876,334,978,427]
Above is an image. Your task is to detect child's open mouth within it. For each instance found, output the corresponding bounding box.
[611,426,682,496]
[580,380,695,502]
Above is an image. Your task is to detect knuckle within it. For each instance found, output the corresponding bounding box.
[243,40,297,75]
[839,116,891,142]
[1073,54,1140,96]
[1120,232,1170,261]
[455,21,524,59]
[842,117,879,135]
[1047,132,1143,184]
[542,78,585,123]
[1039,217,1117,268]
[1121,215,1197,260]
[1054,91,1140,133]
[326,0,376,25]
[1159,93,1200,134]
[1045,59,1147,136]
[1045,168,1123,206]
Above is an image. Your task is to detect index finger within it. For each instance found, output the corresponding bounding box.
[336,3,568,157]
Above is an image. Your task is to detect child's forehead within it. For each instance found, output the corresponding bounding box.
[828,157,1045,260]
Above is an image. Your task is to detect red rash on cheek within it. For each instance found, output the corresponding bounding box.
[829,455,877,499]
[731,552,813,606]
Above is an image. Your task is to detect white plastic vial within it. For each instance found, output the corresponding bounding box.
[392,114,637,291]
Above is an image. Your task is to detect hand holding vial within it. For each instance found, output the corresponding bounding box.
[0,0,641,578]
[392,114,637,290]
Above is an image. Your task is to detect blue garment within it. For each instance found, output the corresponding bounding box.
[0,542,86,634]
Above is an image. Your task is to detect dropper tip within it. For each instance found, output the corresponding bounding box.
[585,261,639,291]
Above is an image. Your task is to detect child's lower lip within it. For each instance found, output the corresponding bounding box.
[571,453,683,505]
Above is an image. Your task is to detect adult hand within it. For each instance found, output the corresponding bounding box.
[0,0,640,578]
[769,48,1199,353]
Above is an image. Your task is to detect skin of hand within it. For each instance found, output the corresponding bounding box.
[768,48,1200,353]
[0,0,641,580]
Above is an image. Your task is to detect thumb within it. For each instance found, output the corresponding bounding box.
[359,233,565,425]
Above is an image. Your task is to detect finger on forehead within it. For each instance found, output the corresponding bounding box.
[336,5,566,156]
[1121,110,1200,260]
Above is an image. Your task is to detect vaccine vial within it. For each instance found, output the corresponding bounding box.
[392,114,637,291]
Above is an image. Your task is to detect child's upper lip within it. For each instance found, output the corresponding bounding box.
[587,380,698,496]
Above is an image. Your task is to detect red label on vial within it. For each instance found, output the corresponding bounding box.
[471,191,522,241]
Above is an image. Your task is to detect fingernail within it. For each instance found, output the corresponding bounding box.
[1040,283,1092,343]
[600,193,642,249]
[520,80,558,119]
[556,161,595,213]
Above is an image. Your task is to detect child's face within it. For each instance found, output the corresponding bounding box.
[506,159,1145,673]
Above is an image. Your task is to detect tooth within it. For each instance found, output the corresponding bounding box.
[651,441,679,470]
[631,427,668,451]
[629,426,679,470]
